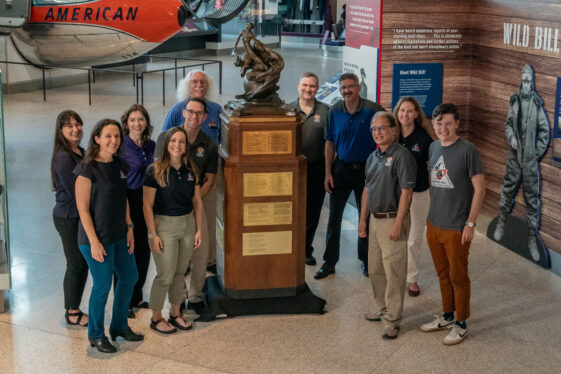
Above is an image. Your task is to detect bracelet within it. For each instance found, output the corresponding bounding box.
[148,232,158,239]
[127,223,134,230]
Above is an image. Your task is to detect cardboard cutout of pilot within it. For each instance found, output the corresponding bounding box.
[493,65,550,262]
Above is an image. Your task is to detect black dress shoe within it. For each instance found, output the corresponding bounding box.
[314,263,335,279]
[89,336,117,353]
[361,261,369,277]
[206,264,217,274]
[305,255,317,266]
[109,327,144,342]
[127,309,135,319]
[187,301,208,315]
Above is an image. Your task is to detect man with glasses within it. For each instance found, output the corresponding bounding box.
[290,72,330,266]
[156,97,218,316]
[358,111,416,340]
[163,70,221,275]
[315,73,384,279]
[420,103,485,346]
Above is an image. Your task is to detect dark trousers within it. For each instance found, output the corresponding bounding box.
[306,158,326,257]
[323,158,369,266]
[53,215,89,311]
[114,188,151,308]
[80,237,138,339]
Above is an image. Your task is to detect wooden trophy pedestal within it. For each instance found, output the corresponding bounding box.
[216,103,306,299]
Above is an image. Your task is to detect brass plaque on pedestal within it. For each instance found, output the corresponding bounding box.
[243,172,292,197]
[242,130,292,155]
[243,202,292,226]
[242,231,292,256]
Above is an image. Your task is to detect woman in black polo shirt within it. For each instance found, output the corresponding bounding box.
[51,110,89,327]
[393,97,433,297]
[143,127,203,334]
[75,119,143,353]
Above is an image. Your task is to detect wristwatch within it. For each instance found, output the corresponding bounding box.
[127,223,134,230]
[465,221,476,228]
[148,232,158,239]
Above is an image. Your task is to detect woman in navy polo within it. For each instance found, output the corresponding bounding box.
[393,97,433,297]
[51,110,89,327]
[143,127,203,334]
[120,104,155,317]
[75,119,143,353]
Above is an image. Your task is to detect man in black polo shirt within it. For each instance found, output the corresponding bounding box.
[315,72,384,279]
[358,111,416,340]
[156,97,218,315]
[290,72,330,266]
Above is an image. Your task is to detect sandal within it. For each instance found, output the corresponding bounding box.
[150,318,177,334]
[168,314,193,331]
[65,310,88,327]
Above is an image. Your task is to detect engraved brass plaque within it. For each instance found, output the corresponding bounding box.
[243,172,292,197]
[242,231,292,256]
[243,202,292,226]
[242,130,292,155]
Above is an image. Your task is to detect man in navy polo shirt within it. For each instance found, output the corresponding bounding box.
[315,73,385,280]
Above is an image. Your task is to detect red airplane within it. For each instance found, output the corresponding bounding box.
[0,0,245,67]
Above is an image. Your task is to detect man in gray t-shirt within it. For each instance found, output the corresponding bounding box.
[420,103,485,346]
[358,112,416,340]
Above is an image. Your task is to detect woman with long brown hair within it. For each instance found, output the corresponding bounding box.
[75,119,143,353]
[393,97,433,297]
[143,126,202,334]
[51,110,89,327]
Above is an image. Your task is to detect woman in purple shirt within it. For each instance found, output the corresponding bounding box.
[51,110,89,327]
[120,104,155,317]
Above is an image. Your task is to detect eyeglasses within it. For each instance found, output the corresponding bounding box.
[185,109,205,117]
[371,125,391,132]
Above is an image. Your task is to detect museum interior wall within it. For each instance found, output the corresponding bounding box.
[380,0,561,255]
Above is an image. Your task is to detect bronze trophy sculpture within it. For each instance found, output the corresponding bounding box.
[227,23,295,115]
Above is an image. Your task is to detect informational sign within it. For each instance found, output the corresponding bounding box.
[243,202,292,226]
[391,63,443,116]
[243,231,292,256]
[242,130,292,155]
[243,172,293,197]
[316,71,343,107]
[343,45,379,102]
[342,0,382,103]
[553,77,561,163]
[345,0,381,49]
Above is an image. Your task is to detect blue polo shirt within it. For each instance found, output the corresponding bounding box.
[162,99,222,146]
[325,98,384,163]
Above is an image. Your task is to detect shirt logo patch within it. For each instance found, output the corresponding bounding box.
[411,144,420,152]
[431,155,454,189]
[313,114,321,123]
[385,157,393,167]
[187,172,194,181]
[196,146,205,158]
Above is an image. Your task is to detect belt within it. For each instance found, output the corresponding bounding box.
[373,212,397,219]
[339,159,366,170]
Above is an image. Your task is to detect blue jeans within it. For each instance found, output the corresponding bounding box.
[79,237,138,339]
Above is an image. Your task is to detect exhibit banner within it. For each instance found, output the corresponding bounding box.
[553,77,561,163]
[345,0,381,49]
[342,0,382,103]
[391,63,443,116]
[343,46,378,102]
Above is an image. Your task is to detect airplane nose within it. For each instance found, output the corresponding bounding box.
[178,4,188,26]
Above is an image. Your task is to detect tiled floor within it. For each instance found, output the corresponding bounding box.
[1,46,561,373]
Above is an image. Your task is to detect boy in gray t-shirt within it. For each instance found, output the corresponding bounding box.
[420,103,485,346]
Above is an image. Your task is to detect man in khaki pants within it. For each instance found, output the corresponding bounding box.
[358,111,416,340]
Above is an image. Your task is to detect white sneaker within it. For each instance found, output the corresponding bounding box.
[443,324,469,345]
[420,315,455,332]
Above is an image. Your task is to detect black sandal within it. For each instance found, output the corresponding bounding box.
[65,310,88,327]
[150,318,177,334]
[168,314,193,331]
